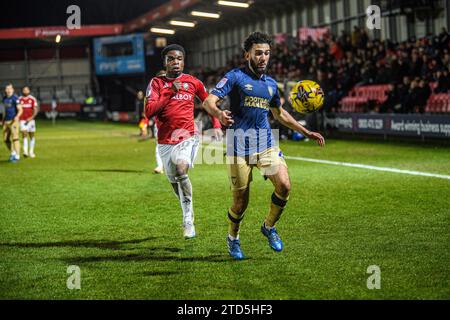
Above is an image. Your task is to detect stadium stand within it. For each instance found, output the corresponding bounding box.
[194,28,450,115]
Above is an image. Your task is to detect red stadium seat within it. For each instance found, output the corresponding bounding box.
[338,84,391,112]
[425,93,450,113]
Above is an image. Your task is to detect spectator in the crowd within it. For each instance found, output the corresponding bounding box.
[434,69,449,93]
[398,76,413,113]
[380,83,399,113]
[351,26,360,47]
[438,27,449,50]
[415,79,432,113]
[375,61,390,84]
[404,78,422,113]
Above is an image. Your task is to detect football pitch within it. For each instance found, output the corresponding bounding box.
[0,120,449,300]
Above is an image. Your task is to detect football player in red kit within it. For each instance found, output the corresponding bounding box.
[19,86,39,158]
[145,44,226,239]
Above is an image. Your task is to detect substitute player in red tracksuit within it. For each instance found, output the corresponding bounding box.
[145,44,226,239]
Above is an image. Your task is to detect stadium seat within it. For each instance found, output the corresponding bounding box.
[339,84,391,113]
[425,93,450,113]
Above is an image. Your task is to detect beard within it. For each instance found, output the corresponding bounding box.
[249,59,267,76]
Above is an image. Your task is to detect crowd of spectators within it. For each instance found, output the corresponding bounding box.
[192,27,450,114]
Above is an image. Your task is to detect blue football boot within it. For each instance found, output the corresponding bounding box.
[261,223,283,252]
[227,236,245,260]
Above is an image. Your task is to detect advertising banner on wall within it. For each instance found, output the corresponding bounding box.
[93,33,145,75]
[325,113,450,139]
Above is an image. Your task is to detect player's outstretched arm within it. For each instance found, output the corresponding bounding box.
[202,94,234,127]
[270,106,325,147]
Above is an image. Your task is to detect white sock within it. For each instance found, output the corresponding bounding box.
[176,175,193,225]
[30,137,35,154]
[11,150,17,156]
[23,137,28,154]
[155,144,163,168]
[228,234,239,241]
[263,222,274,231]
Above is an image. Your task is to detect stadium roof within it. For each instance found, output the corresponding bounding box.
[0,0,168,28]
[0,0,288,42]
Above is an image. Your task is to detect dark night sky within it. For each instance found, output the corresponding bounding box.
[0,0,168,28]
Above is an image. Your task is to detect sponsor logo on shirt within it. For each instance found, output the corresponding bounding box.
[244,96,269,109]
[172,93,193,101]
[216,77,228,89]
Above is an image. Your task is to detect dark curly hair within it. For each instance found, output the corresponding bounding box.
[161,44,185,59]
[243,31,272,52]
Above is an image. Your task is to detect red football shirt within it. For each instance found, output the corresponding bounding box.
[145,73,221,145]
[19,95,38,121]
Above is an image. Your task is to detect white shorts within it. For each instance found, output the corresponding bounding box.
[158,136,200,183]
[19,120,36,133]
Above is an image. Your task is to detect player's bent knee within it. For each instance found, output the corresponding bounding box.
[232,201,249,215]
[276,181,291,198]
[231,202,248,215]
[175,163,189,177]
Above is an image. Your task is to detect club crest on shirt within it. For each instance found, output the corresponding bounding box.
[216,77,228,89]
[183,83,189,90]
[244,84,253,91]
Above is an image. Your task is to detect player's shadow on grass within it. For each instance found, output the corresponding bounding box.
[141,271,180,277]
[81,169,145,173]
[0,237,156,250]
[1,238,237,263]
[62,252,231,264]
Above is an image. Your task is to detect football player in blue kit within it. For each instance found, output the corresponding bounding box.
[2,84,23,163]
[203,32,325,260]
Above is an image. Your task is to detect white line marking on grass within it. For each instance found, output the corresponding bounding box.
[284,156,450,180]
[202,144,450,180]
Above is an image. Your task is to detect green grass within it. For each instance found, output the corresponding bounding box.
[0,120,449,299]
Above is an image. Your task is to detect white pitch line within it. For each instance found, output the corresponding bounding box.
[202,144,450,180]
[284,156,450,180]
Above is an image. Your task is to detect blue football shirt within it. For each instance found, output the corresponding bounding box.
[3,94,20,121]
[211,66,281,156]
